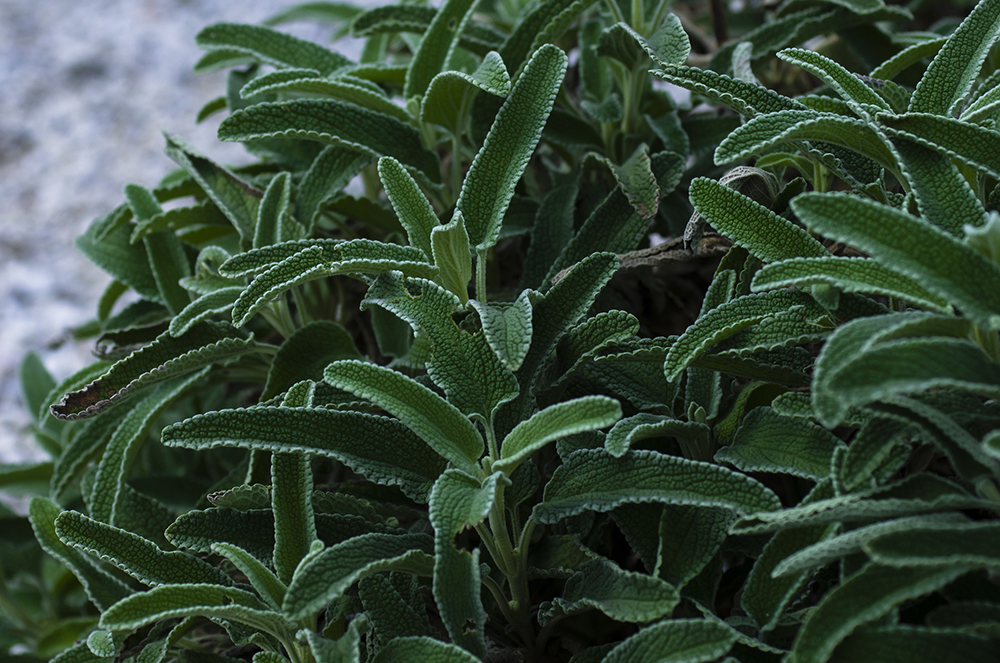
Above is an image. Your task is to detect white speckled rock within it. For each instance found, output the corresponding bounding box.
[0,1,377,462]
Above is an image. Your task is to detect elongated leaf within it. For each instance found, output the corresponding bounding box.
[196,22,351,74]
[76,212,161,303]
[218,99,442,186]
[791,193,1000,330]
[428,470,502,658]
[271,452,317,585]
[603,619,737,663]
[211,542,285,611]
[788,564,970,663]
[470,290,533,372]
[28,498,131,612]
[421,52,511,132]
[297,145,371,233]
[540,558,679,625]
[716,408,843,480]
[689,177,826,263]
[870,37,947,80]
[51,322,251,420]
[908,0,1000,115]
[163,407,447,502]
[262,320,361,401]
[283,532,435,620]
[862,520,1000,569]
[655,505,734,588]
[50,642,112,663]
[221,238,424,278]
[779,48,889,111]
[654,66,805,118]
[457,44,567,251]
[352,5,505,56]
[494,396,621,475]
[535,449,780,524]
[752,256,950,313]
[829,624,1000,663]
[379,156,438,262]
[604,413,710,459]
[498,0,597,78]
[404,0,477,98]
[881,112,1000,181]
[324,360,483,475]
[253,172,291,249]
[840,416,912,490]
[431,211,473,303]
[372,636,481,663]
[55,511,231,588]
[169,286,244,337]
[360,573,430,645]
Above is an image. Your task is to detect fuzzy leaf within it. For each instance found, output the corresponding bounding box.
[371,637,481,663]
[862,520,1000,569]
[457,44,567,251]
[169,286,245,337]
[196,22,351,74]
[828,625,1000,663]
[752,256,950,313]
[654,66,805,118]
[241,70,411,124]
[218,99,442,186]
[51,322,251,420]
[54,511,231,588]
[540,558,679,625]
[498,0,597,78]
[779,48,889,112]
[604,414,711,459]
[908,0,1000,115]
[262,320,361,401]
[76,213,161,303]
[535,449,781,524]
[689,177,826,263]
[881,112,1000,182]
[254,172,291,249]
[431,212,473,303]
[421,52,511,132]
[470,290,533,372]
[379,156,438,262]
[297,145,371,233]
[404,0,478,98]
[283,532,434,620]
[324,360,483,475]
[603,619,737,663]
[352,5,505,56]
[788,564,970,663]
[359,573,430,645]
[212,542,286,611]
[163,407,448,502]
[656,505,734,588]
[271,452,317,585]
[495,396,621,475]
[791,193,1000,330]
[428,470,503,658]
[715,408,843,480]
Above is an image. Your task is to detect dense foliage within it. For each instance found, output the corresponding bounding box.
[4,0,1000,661]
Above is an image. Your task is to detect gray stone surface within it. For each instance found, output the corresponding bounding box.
[0,1,369,462]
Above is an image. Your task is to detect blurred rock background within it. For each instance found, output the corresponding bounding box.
[0,1,370,462]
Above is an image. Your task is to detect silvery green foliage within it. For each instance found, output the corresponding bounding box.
[6,1,1000,662]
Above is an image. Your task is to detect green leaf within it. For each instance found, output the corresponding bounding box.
[378,156,438,262]
[262,320,361,401]
[788,564,970,663]
[431,212,473,303]
[100,583,289,636]
[299,620,366,663]
[908,0,1000,115]
[689,177,826,263]
[792,193,1000,330]
[421,52,511,132]
[76,210,161,303]
[602,619,737,663]
[54,511,231,588]
[470,290,533,372]
[604,414,711,459]
[254,172,292,249]
[169,286,244,337]
[752,256,950,313]
[881,112,1000,182]
[655,505,735,588]
[271,452,317,585]
[840,416,913,491]
[50,322,251,420]
[163,407,447,502]
[428,470,503,658]
[540,558,679,625]
[212,542,286,611]
[828,625,1000,663]
[297,146,371,233]
[28,498,131,612]
[352,5,505,57]
[51,642,113,663]
[498,0,597,78]
[534,449,781,524]
[404,0,478,98]
[323,360,483,476]
[494,396,621,475]
[89,371,210,525]
[164,134,263,247]
[716,408,843,481]
[283,533,434,620]
[125,185,193,316]
[360,574,430,645]
[218,100,442,187]
[870,37,947,81]
[371,637,481,663]
[779,48,890,112]
[862,520,1000,569]
[457,44,567,251]
[196,22,351,74]
[653,66,804,118]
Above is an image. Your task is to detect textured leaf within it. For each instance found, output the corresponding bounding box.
[284,532,434,620]
[431,212,473,303]
[840,416,913,491]
[262,320,361,401]
[167,508,277,563]
[497,0,597,78]
[656,505,734,588]
[470,290,533,372]
[324,360,483,475]
[603,619,737,663]
[51,322,250,420]
[779,48,889,112]
[421,52,511,132]
[163,407,448,502]
[50,642,112,663]
[908,0,1000,115]
[791,193,1000,331]
[428,470,503,658]
[535,449,780,524]
[540,558,679,625]
[169,286,245,337]
[457,44,567,251]
[379,156,438,262]
[689,177,826,263]
[654,66,805,118]
[297,145,371,233]
[604,414,711,459]
[253,172,292,249]
[359,573,430,645]
[28,497,131,612]
[403,0,478,98]
[271,452,317,585]
[211,542,285,611]
[788,564,970,663]
[828,624,1000,663]
[752,256,950,313]
[715,408,843,480]
[371,636,481,663]
[76,211,161,303]
[218,99,442,186]
[860,520,1000,569]
[495,396,621,475]
[300,621,365,663]
[352,5,505,57]
[54,511,231,588]
[196,22,351,74]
